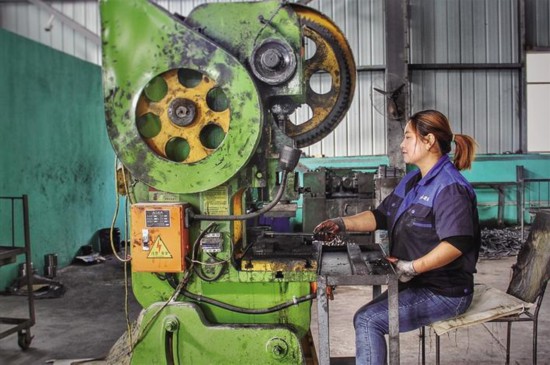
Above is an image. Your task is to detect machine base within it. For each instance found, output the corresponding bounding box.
[131,301,308,364]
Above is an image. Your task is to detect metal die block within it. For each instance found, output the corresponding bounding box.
[131,203,190,273]
[302,196,327,233]
[326,198,372,218]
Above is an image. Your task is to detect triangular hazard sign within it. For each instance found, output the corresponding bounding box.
[147,236,173,259]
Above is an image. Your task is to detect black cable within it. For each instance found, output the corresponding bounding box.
[181,289,316,315]
[163,273,316,315]
[193,260,227,282]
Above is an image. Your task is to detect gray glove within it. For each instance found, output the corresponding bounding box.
[394,259,418,283]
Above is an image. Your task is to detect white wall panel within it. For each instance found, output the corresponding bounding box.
[527,52,550,152]
[527,53,550,82]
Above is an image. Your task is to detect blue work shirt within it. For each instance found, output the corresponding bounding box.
[374,155,480,296]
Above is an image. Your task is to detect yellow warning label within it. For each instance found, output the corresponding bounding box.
[147,236,173,259]
[202,186,229,215]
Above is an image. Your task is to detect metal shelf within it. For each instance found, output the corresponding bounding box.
[0,195,35,350]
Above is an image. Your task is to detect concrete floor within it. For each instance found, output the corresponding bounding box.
[0,256,548,365]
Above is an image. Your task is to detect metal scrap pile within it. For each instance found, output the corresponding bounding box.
[480,226,526,259]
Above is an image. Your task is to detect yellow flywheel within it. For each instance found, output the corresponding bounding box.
[136,68,231,164]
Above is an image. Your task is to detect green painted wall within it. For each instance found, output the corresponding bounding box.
[0,29,121,290]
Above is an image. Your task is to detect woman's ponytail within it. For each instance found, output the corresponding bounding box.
[453,134,477,171]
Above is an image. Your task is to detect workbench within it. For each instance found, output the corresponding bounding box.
[317,244,400,364]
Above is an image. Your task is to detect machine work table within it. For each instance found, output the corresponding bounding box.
[316,243,400,365]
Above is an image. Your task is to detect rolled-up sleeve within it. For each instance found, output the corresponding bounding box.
[372,209,388,230]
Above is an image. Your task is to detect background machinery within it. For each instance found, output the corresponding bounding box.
[100,0,355,363]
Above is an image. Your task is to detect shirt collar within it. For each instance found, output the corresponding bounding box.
[417,155,451,186]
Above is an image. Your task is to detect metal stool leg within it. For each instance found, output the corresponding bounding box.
[436,334,440,365]
[533,319,538,365]
[421,326,426,365]
[506,322,512,365]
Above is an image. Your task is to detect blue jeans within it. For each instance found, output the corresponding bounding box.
[353,287,473,365]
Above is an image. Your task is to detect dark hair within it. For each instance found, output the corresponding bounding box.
[408,110,477,170]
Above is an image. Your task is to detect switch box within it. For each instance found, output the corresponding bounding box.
[131,203,190,273]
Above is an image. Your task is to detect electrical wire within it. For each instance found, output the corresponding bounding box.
[132,275,187,350]
[110,156,132,263]
[123,196,133,350]
[120,162,136,204]
[188,223,230,282]
[109,156,133,351]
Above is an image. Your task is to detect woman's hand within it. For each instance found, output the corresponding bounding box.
[386,256,417,282]
[313,217,345,241]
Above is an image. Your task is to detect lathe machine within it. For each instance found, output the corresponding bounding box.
[100,0,356,363]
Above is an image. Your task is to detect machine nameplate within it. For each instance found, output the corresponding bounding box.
[145,210,171,227]
[202,186,229,215]
[148,188,179,202]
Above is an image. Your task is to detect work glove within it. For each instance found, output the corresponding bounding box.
[313,217,346,241]
[387,257,418,283]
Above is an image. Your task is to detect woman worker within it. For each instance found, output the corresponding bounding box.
[314,109,481,364]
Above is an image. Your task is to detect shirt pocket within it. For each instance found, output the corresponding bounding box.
[409,205,433,229]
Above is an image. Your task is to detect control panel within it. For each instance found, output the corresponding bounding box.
[130,203,190,272]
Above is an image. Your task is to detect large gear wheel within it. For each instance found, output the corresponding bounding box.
[285,4,356,148]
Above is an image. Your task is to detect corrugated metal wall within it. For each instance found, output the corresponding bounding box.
[1,0,549,156]
[410,70,520,154]
[409,0,521,154]
[527,0,550,47]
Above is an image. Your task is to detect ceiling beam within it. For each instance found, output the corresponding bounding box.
[27,0,101,46]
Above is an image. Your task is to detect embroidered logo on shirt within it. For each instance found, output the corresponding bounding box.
[419,195,430,202]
